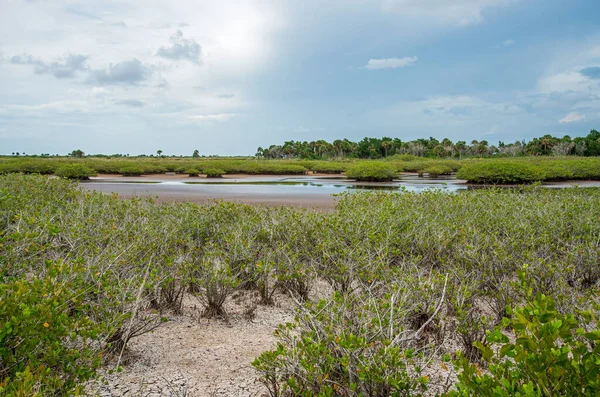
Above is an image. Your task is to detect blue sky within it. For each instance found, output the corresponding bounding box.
[1,0,600,155]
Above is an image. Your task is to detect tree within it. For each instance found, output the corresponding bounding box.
[192,149,200,158]
[551,141,575,156]
[454,141,467,159]
[157,150,163,157]
[70,149,84,158]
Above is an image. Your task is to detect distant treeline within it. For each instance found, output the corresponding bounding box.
[256,129,600,160]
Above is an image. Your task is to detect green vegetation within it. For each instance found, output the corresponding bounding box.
[256,129,600,159]
[301,160,348,174]
[423,164,454,177]
[457,161,545,184]
[457,157,600,184]
[2,154,600,184]
[184,168,201,177]
[449,283,600,396]
[117,165,144,176]
[203,168,226,178]
[55,164,97,180]
[2,174,599,394]
[345,162,397,181]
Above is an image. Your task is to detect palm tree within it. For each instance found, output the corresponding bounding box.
[381,140,391,158]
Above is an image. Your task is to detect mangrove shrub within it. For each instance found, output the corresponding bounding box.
[345,162,396,182]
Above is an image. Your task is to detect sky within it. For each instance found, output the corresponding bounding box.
[1,0,600,156]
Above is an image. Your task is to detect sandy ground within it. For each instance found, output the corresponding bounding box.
[88,293,296,397]
[85,278,460,397]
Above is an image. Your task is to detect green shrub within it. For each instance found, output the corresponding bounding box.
[457,161,544,184]
[566,158,600,180]
[253,292,430,396]
[448,289,600,396]
[238,163,308,175]
[174,166,188,174]
[402,160,433,173]
[185,168,201,177]
[0,262,104,396]
[387,154,419,162]
[203,168,226,178]
[306,161,347,174]
[423,164,454,177]
[55,164,97,180]
[541,161,575,181]
[118,166,144,176]
[20,161,56,175]
[389,161,406,173]
[140,164,168,174]
[345,162,397,181]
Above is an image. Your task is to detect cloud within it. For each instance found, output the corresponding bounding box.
[580,66,600,80]
[559,112,585,124]
[116,99,145,107]
[537,71,590,94]
[381,0,515,26]
[86,59,151,86]
[10,53,88,78]
[188,113,240,122]
[156,30,202,63]
[217,93,235,99]
[501,39,515,47]
[365,56,417,70]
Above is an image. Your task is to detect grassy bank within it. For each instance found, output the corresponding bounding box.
[1,155,600,184]
[1,174,599,395]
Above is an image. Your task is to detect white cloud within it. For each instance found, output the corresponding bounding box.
[156,30,202,63]
[381,0,516,26]
[365,56,417,70]
[537,71,591,94]
[559,112,585,124]
[501,39,515,47]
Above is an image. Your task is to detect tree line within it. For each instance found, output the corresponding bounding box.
[256,129,600,159]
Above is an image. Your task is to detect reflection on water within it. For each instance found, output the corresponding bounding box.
[81,176,600,201]
[82,178,464,195]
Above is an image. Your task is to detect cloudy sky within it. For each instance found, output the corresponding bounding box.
[1,0,599,155]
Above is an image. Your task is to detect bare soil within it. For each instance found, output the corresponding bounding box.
[88,294,296,397]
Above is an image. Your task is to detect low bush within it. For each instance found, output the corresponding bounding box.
[423,164,454,177]
[457,161,544,184]
[449,286,600,396]
[304,161,347,174]
[387,154,419,162]
[0,262,105,396]
[203,168,226,178]
[20,161,57,175]
[238,163,308,175]
[253,290,431,396]
[2,174,600,394]
[118,166,144,176]
[345,162,397,182]
[185,168,201,177]
[55,164,97,180]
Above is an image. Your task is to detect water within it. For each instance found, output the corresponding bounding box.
[80,175,600,207]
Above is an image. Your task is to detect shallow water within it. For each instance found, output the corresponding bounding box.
[80,175,600,207]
